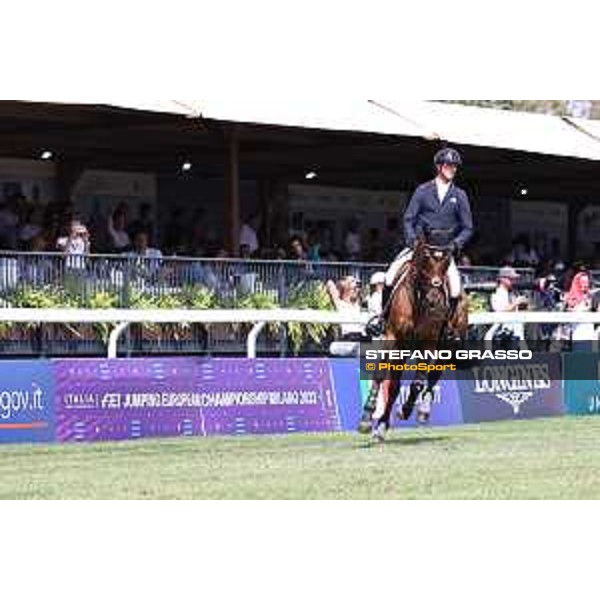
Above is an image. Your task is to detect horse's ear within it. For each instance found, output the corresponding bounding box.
[415,235,425,250]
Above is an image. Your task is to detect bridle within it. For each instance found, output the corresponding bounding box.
[413,243,451,317]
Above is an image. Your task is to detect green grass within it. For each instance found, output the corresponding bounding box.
[2,416,600,499]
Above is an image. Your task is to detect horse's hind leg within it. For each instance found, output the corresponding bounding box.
[358,377,382,434]
[398,378,424,420]
[418,369,443,424]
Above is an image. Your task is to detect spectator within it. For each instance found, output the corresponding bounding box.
[344,219,361,261]
[565,271,596,347]
[509,234,539,268]
[458,253,473,267]
[562,261,587,293]
[240,214,260,256]
[107,206,131,253]
[128,203,156,244]
[57,220,91,271]
[29,233,48,252]
[565,271,592,311]
[485,266,529,344]
[57,220,90,255]
[289,236,308,261]
[240,244,253,260]
[128,231,162,259]
[368,272,386,315]
[326,276,366,342]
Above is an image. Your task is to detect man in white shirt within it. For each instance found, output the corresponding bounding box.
[486,266,528,342]
[240,215,260,256]
[129,231,162,259]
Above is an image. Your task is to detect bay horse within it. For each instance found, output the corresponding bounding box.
[358,236,469,440]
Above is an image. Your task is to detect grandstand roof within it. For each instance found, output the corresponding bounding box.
[12,97,600,161]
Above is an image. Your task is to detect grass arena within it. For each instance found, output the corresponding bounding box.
[2,417,600,500]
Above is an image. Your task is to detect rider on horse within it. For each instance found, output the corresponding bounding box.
[367,147,473,337]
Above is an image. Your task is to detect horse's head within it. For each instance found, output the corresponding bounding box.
[414,237,451,287]
[413,237,452,316]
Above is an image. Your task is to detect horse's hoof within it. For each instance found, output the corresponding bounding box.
[371,423,387,442]
[396,406,408,421]
[357,420,373,435]
[417,410,430,425]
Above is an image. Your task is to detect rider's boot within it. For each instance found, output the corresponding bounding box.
[445,296,462,343]
[366,284,392,338]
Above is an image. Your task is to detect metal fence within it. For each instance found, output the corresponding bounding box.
[0,251,535,357]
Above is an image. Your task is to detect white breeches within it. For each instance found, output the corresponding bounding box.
[385,248,462,298]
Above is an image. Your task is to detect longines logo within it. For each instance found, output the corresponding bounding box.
[495,391,534,415]
[472,363,551,414]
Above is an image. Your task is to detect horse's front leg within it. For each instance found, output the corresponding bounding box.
[372,378,401,442]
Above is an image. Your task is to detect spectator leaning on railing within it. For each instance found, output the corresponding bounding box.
[56,220,90,272]
[326,275,367,342]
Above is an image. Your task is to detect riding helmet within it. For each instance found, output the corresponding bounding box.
[434,147,463,167]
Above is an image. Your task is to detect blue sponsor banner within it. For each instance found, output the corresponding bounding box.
[563,354,600,415]
[395,377,463,428]
[0,360,55,443]
[329,359,362,431]
[337,359,463,430]
[458,353,564,423]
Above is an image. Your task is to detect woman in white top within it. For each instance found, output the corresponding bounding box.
[326,276,365,341]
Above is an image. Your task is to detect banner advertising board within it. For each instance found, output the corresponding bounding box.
[0,360,55,444]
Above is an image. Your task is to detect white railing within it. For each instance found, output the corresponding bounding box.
[1,308,600,359]
[0,308,373,359]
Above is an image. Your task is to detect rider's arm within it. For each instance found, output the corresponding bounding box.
[453,191,474,250]
[403,188,422,249]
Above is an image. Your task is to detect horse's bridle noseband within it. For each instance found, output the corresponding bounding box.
[414,243,452,315]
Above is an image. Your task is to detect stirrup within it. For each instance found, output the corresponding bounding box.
[366,315,385,337]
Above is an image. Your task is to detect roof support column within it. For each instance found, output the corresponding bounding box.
[225,126,240,256]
